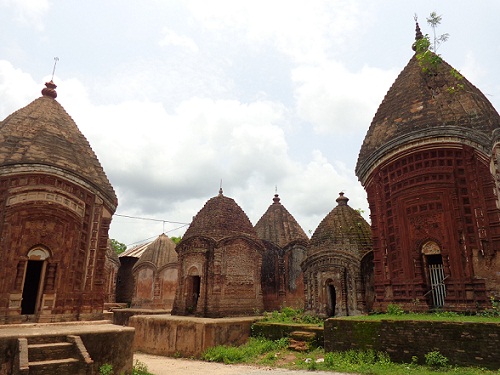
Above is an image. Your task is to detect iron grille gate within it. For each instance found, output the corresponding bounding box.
[429,263,446,307]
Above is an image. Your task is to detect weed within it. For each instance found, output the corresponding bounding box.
[425,350,449,369]
[386,304,405,315]
[99,363,113,375]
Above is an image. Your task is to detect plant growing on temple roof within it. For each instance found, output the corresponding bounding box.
[414,12,464,93]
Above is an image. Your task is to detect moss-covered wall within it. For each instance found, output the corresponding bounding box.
[325,319,500,370]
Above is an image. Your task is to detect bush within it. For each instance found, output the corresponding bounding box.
[425,350,449,368]
[386,304,404,315]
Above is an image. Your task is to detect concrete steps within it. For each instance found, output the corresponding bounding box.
[19,335,93,375]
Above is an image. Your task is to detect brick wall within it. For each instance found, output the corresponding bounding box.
[325,318,500,370]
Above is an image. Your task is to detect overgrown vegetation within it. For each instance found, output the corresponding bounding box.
[260,307,324,326]
[98,360,153,375]
[414,12,464,93]
[200,338,497,374]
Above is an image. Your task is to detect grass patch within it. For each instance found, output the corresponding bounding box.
[260,307,324,326]
[342,313,500,323]
[201,338,498,375]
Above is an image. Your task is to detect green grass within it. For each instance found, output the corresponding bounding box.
[200,338,499,375]
[259,307,324,326]
[342,313,500,323]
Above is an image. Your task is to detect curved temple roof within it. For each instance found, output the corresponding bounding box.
[255,194,308,248]
[356,29,500,184]
[0,81,117,207]
[183,188,257,241]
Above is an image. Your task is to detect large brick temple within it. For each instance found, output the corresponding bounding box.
[355,23,500,311]
[0,81,118,323]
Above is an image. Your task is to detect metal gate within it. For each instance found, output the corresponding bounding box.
[429,263,446,307]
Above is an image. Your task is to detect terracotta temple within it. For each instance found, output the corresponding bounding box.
[302,193,373,317]
[172,188,265,317]
[255,193,308,311]
[355,23,500,311]
[0,81,117,323]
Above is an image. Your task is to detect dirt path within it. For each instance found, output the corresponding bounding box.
[134,353,352,375]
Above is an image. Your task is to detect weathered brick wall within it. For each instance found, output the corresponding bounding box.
[325,319,500,370]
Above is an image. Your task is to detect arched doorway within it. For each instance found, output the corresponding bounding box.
[185,266,201,314]
[422,241,446,308]
[21,248,50,315]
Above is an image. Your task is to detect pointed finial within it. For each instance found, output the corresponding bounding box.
[336,192,349,206]
[218,179,223,196]
[412,15,424,51]
[273,194,281,204]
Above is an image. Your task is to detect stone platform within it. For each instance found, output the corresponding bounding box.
[129,314,260,357]
[0,320,134,375]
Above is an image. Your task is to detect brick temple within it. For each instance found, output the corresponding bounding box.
[355,23,500,311]
[0,81,118,323]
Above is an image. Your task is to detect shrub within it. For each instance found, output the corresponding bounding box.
[425,350,449,368]
[386,304,404,315]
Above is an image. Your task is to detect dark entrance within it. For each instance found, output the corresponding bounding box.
[327,284,336,317]
[427,254,446,308]
[21,260,43,315]
[187,275,201,313]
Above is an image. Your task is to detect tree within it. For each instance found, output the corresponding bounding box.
[110,238,127,254]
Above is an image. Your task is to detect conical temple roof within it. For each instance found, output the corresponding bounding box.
[0,82,117,207]
[183,188,257,241]
[133,233,177,270]
[356,35,500,183]
[255,194,308,248]
[308,193,371,258]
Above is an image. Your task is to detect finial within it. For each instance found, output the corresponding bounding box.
[273,194,281,204]
[41,80,57,99]
[336,192,349,206]
[218,179,223,196]
[412,15,424,51]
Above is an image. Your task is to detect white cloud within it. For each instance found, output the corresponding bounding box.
[159,28,199,53]
[184,0,365,62]
[0,0,50,30]
[0,60,39,118]
[292,61,397,134]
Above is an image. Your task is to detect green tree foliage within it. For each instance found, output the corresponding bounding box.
[110,238,127,254]
[170,236,182,245]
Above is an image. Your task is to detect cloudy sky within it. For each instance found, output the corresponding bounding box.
[1,1,499,247]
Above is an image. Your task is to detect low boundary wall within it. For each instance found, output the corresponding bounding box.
[325,318,500,370]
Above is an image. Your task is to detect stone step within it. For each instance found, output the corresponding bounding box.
[27,358,85,375]
[28,341,74,362]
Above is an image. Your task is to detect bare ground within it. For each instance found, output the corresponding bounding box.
[134,352,352,375]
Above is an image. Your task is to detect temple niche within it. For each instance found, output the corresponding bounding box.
[255,194,308,311]
[0,81,117,323]
[172,189,264,317]
[302,193,373,317]
[131,234,178,309]
[355,23,500,311]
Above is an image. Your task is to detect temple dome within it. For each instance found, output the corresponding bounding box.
[0,83,117,207]
[183,189,257,241]
[133,233,177,270]
[307,193,371,258]
[356,50,500,183]
[255,194,308,248]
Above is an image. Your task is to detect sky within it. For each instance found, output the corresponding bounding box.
[1,1,499,248]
